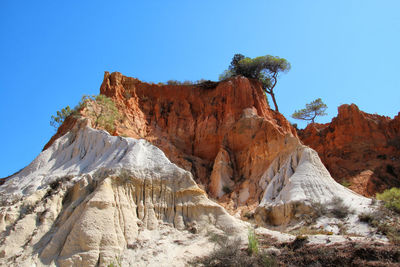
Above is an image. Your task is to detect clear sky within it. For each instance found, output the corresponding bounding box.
[1,1,399,177]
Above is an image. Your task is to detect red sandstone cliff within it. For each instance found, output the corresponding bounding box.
[44,72,299,209]
[299,104,400,196]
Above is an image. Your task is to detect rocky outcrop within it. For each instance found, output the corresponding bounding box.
[0,119,245,266]
[299,104,400,196]
[255,145,371,225]
[44,73,299,208]
[95,72,299,207]
[2,72,388,266]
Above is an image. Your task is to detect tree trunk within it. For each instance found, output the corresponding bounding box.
[311,112,317,123]
[270,92,279,112]
[268,73,279,112]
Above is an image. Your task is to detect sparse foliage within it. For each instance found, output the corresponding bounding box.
[166,80,182,85]
[219,54,291,111]
[247,228,259,256]
[79,95,121,134]
[377,187,400,213]
[311,197,353,219]
[340,180,351,188]
[291,98,327,123]
[358,202,400,244]
[191,230,275,267]
[50,105,74,130]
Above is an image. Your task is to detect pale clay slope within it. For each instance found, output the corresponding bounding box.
[0,119,246,267]
[256,145,373,227]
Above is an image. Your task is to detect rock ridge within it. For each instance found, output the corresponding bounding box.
[299,103,400,196]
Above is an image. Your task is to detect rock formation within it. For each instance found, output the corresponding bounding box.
[0,74,390,266]
[0,119,245,266]
[75,72,299,207]
[299,104,400,196]
[255,145,370,225]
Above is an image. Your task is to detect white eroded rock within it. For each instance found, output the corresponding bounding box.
[256,145,372,225]
[0,119,245,267]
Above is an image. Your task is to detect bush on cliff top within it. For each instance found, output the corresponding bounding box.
[50,94,120,134]
[79,94,121,134]
[50,105,74,130]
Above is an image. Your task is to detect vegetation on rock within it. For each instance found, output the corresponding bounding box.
[191,231,275,267]
[358,198,400,244]
[50,94,120,134]
[50,105,74,130]
[79,94,121,133]
[291,98,327,123]
[219,53,291,111]
[248,228,259,256]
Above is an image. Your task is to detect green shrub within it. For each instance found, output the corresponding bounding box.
[79,95,121,134]
[247,228,259,255]
[50,105,74,130]
[166,80,182,85]
[191,234,275,267]
[377,187,400,213]
[340,180,351,188]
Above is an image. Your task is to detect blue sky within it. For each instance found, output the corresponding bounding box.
[1,1,399,177]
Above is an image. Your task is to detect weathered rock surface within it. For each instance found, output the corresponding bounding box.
[299,104,400,196]
[0,119,245,266]
[1,73,389,266]
[85,72,299,207]
[255,145,371,225]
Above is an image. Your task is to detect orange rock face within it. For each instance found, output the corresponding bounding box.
[97,72,298,206]
[299,104,400,196]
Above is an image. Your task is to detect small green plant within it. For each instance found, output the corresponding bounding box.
[107,256,122,267]
[247,228,259,256]
[50,105,74,130]
[190,234,275,267]
[80,95,121,133]
[376,187,400,213]
[341,180,351,188]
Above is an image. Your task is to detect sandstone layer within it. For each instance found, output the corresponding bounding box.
[57,72,299,208]
[299,104,400,196]
[0,73,387,266]
[0,119,245,266]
